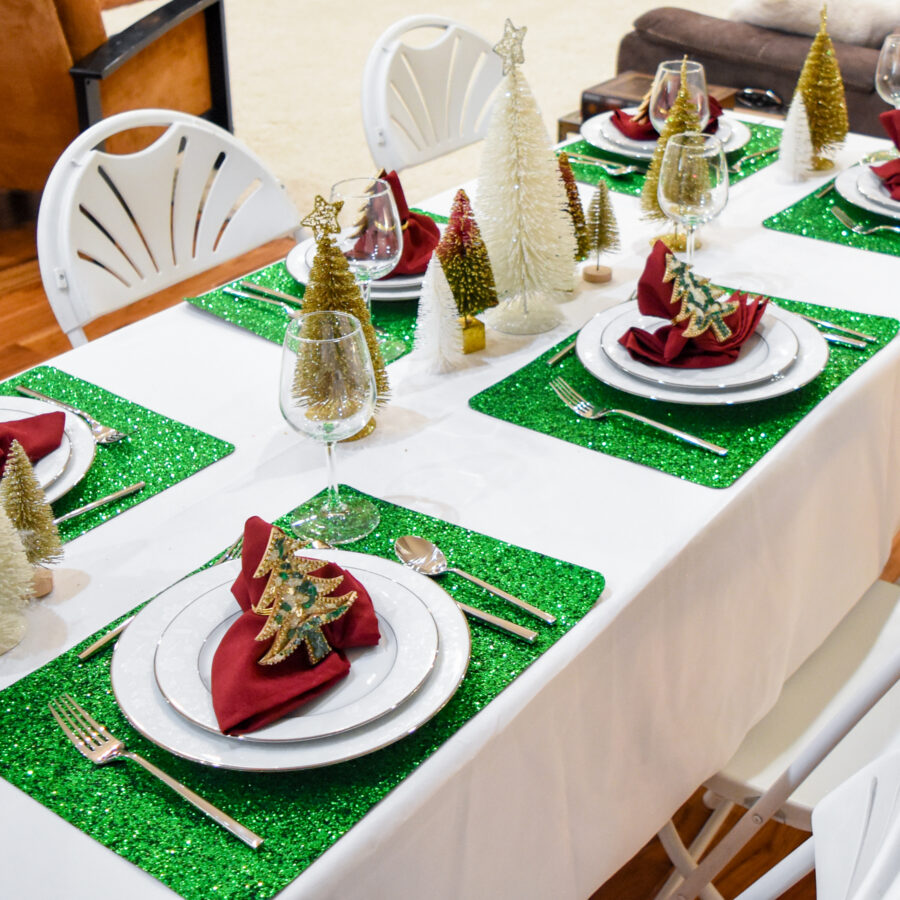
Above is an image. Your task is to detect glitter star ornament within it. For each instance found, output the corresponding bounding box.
[493,18,526,75]
[301,195,343,240]
[664,254,738,341]
[251,529,357,665]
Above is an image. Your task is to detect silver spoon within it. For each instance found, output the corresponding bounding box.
[394,535,556,624]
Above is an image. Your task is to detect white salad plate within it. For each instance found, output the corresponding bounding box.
[854,166,900,215]
[835,166,900,221]
[577,303,828,405]
[0,396,95,502]
[111,551,471,771]
[285,237,425,301]
[580,109,751,161]
[153,565,439,742]
[600,302,800,391]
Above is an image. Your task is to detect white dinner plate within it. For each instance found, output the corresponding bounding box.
[600,302,800,391]
[855,166,900,215]
[285,238,426,301]
[580,110,751,161]
[111,550,470,771]
[0,396,96,502]
[577,303,828,405]
[153,566,439,742]
[835,166,900,221]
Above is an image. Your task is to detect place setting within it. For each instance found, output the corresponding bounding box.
[0,367,235,540]
[565,58,781,196]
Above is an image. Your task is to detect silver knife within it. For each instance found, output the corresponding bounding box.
[237,281,303,306]
[53,482,146,525]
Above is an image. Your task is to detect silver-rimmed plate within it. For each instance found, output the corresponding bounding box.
[855,166,900,215]
[600,302,800,391]
[577,304,828,405]
[111,550,470,771]
[285,238,426,300]
[153,566,439,742]
[835,166,900,221]
[0,396,95,502]
[580,110,750,161]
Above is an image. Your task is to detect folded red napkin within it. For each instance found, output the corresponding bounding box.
[609,96,723,141]
[211,516,381,735]
[0,412,65,476]
[618,241,768,369]
[872,110,900,200]
[379,169,441,276]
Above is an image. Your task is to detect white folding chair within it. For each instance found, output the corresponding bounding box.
[38,108,301,347]
[654,579,900,900]
[735,750,900,900]
[361,16,503,172]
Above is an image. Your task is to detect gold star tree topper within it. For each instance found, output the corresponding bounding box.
[251,529,357,666]
[301,195,343,241]
[663,253,738,341]
[493,19,527,75]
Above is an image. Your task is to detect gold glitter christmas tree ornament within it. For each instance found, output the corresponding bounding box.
[252,529,357,665]
[664,253,738,341]
[795,5,848,171]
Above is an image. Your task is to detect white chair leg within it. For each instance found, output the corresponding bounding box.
[733,837,815,900]
[655,804,733,900]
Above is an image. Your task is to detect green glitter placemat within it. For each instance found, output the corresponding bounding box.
[1,366,234,541]
[764,179,900,258]
[563,120,782,196]
[469,298,898,488]
[0,488,604,900]
[186,264,421,360]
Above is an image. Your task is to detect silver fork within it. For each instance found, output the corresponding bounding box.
[549,377,728,456]
[49,694,263,848]
[16,385,130,444]
[831,206,900,236]
[727,145,779,174]
[76,533,245,660]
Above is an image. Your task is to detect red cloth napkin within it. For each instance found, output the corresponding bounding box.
[609,96,723,140]
[618,241,768,369]
[872,110,900,200]
[379,169,441,276]
[211,516,381,735]
[0,412,65,476]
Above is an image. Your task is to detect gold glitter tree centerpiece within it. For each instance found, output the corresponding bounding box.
[795,5,849,170]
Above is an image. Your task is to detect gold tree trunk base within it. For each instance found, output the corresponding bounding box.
[459,315,486,354]
[811,155,835,171]
[655,231,701,253]
[342,416,376,442]
[31,566,53,598]
[582,264,612,284]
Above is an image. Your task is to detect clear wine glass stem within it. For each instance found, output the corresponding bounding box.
[357,277,372,316]
[323,440,343,514]
[686,225,697,265]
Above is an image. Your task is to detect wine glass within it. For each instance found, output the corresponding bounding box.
[657,132,729,264]
[329,177,406,362]
[876,33,900,108]
[280,310,379,544]
[649,60,710,133]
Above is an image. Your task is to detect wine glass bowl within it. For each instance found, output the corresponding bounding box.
[649,59,710,133]
[280,310,379,544]
[876,33,900,108]
[329,177,405,361]
[657,132,729,264]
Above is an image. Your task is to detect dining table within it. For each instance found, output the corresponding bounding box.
[3,111,900,900]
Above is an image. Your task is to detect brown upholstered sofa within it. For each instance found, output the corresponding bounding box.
[617,8,886,137]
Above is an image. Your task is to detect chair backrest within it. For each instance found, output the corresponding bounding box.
[38,108,301,345]
[361,16,502,172]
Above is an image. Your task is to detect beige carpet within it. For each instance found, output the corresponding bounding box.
[105,1,721,216]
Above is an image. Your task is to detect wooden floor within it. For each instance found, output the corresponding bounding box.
[0,202,815,898]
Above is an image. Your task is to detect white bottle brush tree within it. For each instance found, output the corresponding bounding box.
[779,93,814,180]
[410,256,465,374]
[476,19,576,335]
[0,506,33,654]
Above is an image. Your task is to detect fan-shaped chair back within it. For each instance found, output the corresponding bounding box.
[38,109,301,346]
[361,16,502,172]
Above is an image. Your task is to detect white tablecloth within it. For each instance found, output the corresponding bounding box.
[3,121,900,899]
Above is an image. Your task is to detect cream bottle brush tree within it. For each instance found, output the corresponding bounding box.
[0,506,32,654]
[476,18,576,335]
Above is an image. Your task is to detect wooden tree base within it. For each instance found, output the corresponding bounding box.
[583,264,612,284]
[31,566,53,598]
